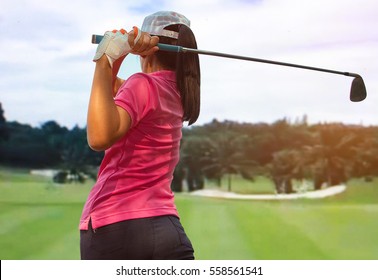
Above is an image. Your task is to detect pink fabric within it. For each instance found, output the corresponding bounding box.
[80,70,183,230]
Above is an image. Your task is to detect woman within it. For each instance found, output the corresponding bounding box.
[80,11,200,260]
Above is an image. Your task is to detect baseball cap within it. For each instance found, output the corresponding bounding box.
[141,11,191,39]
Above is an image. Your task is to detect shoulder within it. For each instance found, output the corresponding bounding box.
[124,71,175,87]
[117,71,174,97]
[115,73,155,102]
[122,72,153,89]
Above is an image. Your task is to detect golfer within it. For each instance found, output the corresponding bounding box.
[80,11,200,260]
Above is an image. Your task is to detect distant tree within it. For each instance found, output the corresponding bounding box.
[0,103,8,141]
[243,119,314,167]
[40,120,68,165]
[171,160,186,192]
[179,136,213,191]
[3,115,378,191]
[351,132,378,180]
[201,133,256,192]
[305,124,359,189]
[61,125,99,182]
[0,121,51,167]
[267,149,307,194]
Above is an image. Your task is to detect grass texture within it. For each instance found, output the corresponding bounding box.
[0,168,377,260]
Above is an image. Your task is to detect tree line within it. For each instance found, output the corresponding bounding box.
[1,103,377,192]
[173,118,378,193]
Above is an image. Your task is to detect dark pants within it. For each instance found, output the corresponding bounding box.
[80,215,194,260]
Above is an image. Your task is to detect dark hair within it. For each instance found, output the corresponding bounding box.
[155,25,201,125]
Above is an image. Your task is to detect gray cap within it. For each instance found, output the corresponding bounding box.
[141,11,190,39]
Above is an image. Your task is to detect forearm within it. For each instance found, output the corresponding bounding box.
[87,56,125,151]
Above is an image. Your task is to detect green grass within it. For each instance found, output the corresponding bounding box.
[206,175,276,194]
[177,192,378,259]
[0,168,90,260]
[1,167,378,259]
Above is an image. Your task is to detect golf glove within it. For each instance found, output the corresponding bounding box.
[93,27,142,68]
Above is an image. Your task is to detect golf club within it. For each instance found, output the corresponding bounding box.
[92,34,367,102]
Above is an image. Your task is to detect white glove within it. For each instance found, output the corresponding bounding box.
[93,27,142,68]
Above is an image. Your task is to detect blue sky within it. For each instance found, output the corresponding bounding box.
[0,0,377,128]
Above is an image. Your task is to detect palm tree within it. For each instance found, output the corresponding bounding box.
[267,149,308,194]
[179,136,213,191]
[351,136,378,180]
[201,133,256,192]
[304,124,359,189]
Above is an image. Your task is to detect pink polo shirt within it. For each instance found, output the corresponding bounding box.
[80,70,182,230]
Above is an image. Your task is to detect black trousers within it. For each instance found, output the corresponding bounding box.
[80,215,194,260]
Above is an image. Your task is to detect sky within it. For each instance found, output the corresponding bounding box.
[0,0,377,128]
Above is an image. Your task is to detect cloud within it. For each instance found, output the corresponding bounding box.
[0,0,377,128]
[180,0,378,125]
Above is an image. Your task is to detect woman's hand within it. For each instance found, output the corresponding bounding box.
[93,27,159,68]
[128,27,159,57]
[93,29,131,68]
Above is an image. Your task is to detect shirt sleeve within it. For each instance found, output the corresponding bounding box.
[114,73,152,128]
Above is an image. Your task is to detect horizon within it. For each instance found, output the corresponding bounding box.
[1,108,374,130]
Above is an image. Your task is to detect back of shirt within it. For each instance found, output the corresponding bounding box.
[80,70,183,230]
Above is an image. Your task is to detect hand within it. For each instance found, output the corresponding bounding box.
[128,27,159,57]
[93,27,159,68]
[93,28,138,68]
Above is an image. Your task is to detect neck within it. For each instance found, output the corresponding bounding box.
[141,56,169,73]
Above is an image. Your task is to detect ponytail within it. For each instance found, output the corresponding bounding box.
[155,25,201,125]
[176,25,201,125]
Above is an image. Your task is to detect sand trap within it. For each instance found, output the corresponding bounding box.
[190,185,346,200]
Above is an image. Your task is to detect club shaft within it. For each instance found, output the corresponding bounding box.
[92,34,358,78]
[183,47,359,78]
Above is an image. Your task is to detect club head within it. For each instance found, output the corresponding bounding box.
[350,75,367,102]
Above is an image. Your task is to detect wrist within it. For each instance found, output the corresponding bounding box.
[96,55,112,70]
[93,55,113,88]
